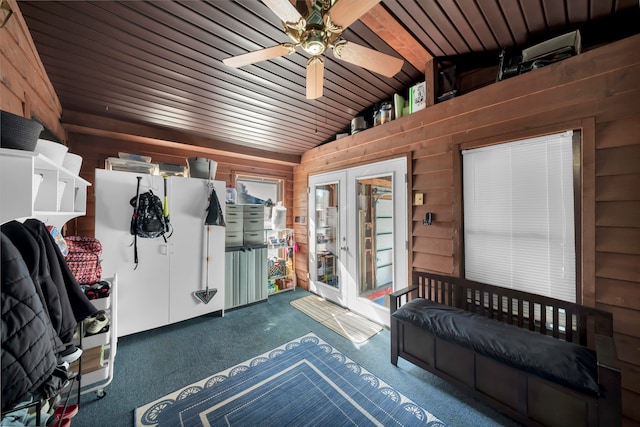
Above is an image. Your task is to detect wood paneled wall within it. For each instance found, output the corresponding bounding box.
[294,34,640,424]
[0,0,63,138]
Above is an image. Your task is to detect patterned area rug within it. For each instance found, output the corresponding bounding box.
[135,333,447,427]
[290,294,383,343]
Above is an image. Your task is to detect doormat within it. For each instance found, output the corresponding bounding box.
[290,295,383,343]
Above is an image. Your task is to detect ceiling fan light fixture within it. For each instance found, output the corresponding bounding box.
[301,28,327,55]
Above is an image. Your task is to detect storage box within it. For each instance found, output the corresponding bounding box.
[282,278,294,289]
[106,157,158,174]
[187,157,217,179]
[521,30,581,62]
[118,152,151,163]
[159,163,188,177]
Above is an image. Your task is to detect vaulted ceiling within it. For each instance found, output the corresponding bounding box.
[17,0,639,162]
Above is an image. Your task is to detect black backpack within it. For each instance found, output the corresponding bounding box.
[130,177,171,268]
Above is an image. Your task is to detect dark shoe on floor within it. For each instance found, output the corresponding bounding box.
[59,345,83,364]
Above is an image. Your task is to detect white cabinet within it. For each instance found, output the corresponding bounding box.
[0,148,90,229]
[94,169,225,337]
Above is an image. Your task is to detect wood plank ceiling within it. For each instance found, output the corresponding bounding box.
[17,0,639,162]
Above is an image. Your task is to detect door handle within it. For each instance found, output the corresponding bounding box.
[340,246,348,251]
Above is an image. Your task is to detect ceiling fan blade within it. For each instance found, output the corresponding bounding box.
[223,44,296,68]
[306,56,324,99]
[327,0,381,29]
[332,41,403,78]
[262,0,303,25]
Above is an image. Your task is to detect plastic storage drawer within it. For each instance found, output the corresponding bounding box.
[225,232,243,247]
[243,218,264,231]
[243,231,264,245]
[225,218,243,232]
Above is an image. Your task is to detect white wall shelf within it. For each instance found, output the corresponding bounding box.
[0,148,90,229]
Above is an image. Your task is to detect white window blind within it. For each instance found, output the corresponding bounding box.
[462,131,576,303]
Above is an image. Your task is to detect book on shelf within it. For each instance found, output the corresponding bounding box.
[409,81,426,114]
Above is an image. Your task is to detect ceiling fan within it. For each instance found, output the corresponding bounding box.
[222,0,404,99]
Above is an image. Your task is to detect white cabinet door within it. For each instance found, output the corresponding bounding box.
[95,170,170,336]
[254,247,268,302]
[168,177,225,323]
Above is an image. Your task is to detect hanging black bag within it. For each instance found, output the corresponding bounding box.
[130,176,172,269]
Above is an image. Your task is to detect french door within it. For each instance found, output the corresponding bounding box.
[308,158,407,327]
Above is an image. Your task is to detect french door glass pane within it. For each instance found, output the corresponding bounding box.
[357,176,393,306]
[315,184,338,288]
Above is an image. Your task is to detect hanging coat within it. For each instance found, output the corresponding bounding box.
[2,220,97,347]
[24,219,98,324]
[1,232,58,411]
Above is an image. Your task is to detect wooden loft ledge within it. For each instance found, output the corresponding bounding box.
[62,111,301,167]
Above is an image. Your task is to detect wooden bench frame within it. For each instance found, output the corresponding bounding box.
[390,271,621,427]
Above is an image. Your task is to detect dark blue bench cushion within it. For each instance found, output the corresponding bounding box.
[392,298,599,396]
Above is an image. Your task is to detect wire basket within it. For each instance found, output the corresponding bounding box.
[268,258,286,278]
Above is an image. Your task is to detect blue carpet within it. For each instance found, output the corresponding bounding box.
[135,333,447,427]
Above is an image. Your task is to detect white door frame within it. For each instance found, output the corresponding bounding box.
[308,158,408,327]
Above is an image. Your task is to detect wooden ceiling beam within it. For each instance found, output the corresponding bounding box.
[360,4,433,72]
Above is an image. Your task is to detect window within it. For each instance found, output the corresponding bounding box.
[462,131,578,303]
[234,174,283,226]
[234,174,283,206]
